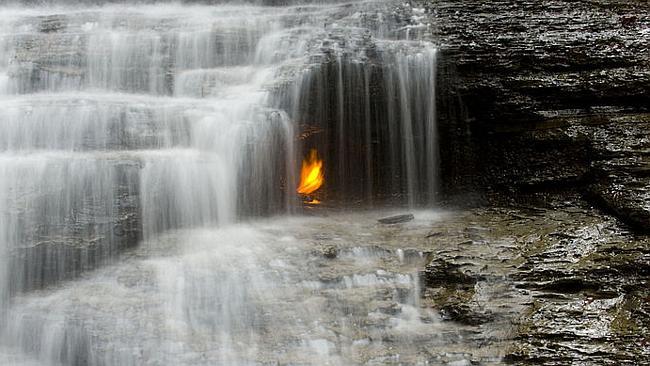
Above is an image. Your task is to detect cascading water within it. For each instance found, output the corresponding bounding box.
[0,1,449,365]
[275,36,438,204]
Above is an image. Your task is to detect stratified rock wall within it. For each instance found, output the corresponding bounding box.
[427,0,650,230]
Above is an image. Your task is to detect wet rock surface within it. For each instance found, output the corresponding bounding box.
[295,198,648,363]
[302,199,650,364]
[423,197,649,364]
[1,202,647,364]
[419,0,650,232]
[294,200,650,365]
[501,200,650,364]
[409,3,650,358]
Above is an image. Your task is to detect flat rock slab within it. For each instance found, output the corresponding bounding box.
[377,213,414,224]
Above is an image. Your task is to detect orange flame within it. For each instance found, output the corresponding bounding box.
[297,149,324,195]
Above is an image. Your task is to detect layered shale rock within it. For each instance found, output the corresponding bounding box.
[409,2,650,362]
[422,0,650,230]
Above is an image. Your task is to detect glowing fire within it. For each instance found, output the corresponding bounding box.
[297,149,324,196]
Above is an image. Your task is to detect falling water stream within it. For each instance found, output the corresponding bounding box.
[0,1,454,365]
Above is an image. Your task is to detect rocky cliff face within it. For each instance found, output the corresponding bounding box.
[414,1,650,363]
[426,0,649,231]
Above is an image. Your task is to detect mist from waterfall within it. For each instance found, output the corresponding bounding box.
[0,1,440,364]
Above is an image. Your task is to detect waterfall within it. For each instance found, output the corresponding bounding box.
[276,41,438,204]
[0,1,440,364]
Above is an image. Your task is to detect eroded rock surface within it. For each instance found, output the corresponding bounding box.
[419,196,649,364]
[419,0,650,231]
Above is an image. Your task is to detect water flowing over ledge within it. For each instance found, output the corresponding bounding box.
[0,0,444,365]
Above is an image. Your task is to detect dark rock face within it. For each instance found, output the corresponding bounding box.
[414,1,650,362]
[582,112,650,231]
[426,0,650,230]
